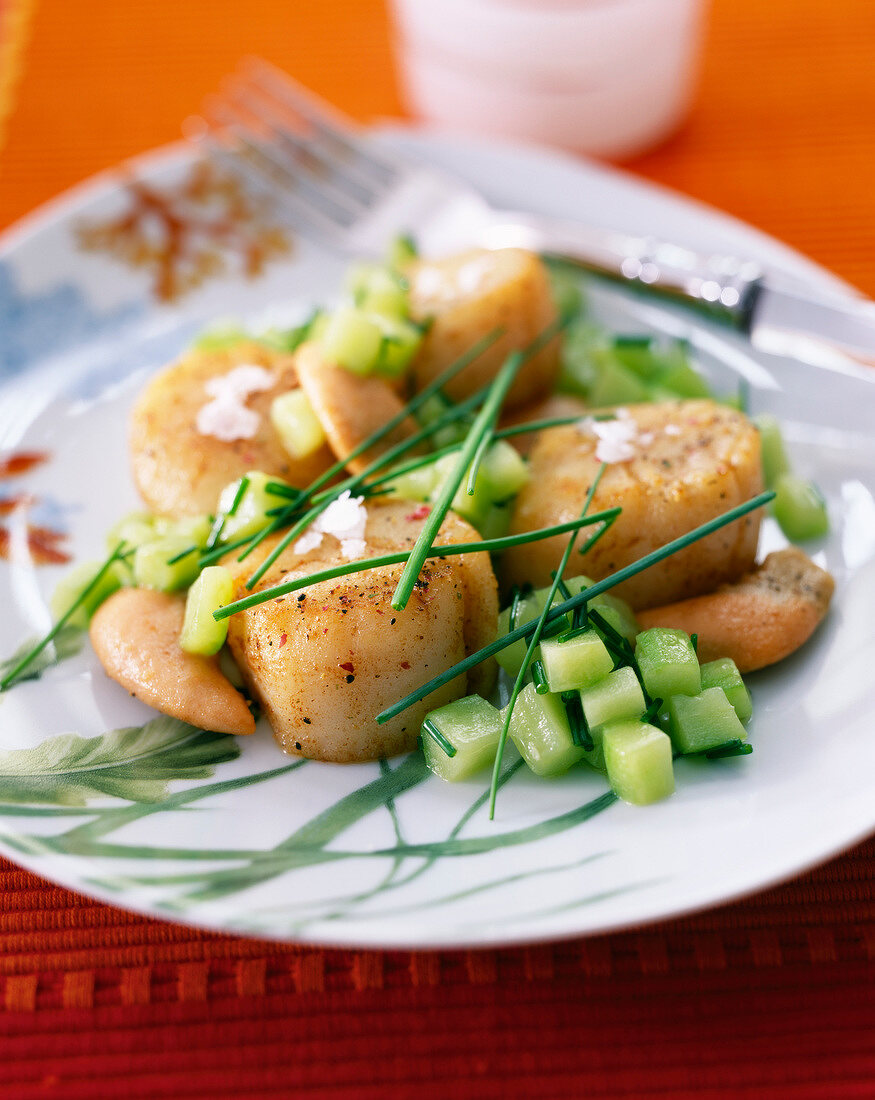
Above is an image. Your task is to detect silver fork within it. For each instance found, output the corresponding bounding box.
[185,59,875,366]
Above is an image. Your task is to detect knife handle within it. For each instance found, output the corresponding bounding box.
[483,213,764,328]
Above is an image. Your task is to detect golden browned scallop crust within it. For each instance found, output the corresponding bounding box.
[406,248,560,411]
[294,341,423,475]
[636,546,834,672]
[89,588,255,735]
[129,341,336,517]
[502,400,763,610]
[224,500,498,762]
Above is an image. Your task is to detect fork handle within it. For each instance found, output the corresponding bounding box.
[482,213,765,329]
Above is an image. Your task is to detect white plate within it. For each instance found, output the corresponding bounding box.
[1,129,874,949]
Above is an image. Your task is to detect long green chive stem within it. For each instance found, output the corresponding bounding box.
[377,489,775,727]
[213,510,619,620]
[0,541,128,692]
[165,545,198,566]
[288,328,504,507]
[421,718,456,758]
[264,482,301,500]
[243,388,491,588]
[390,316,567,610]
[492,411,615,443]
[531,660,549,694]
[363,443,463,492]
[391,352,527,611]
[205,475,251,551]
[704,739,752,759]
[486,463,606,818]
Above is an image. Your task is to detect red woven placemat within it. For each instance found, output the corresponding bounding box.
[1,0,874,1096]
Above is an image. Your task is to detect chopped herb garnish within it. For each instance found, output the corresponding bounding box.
[563,690,592,750]
[704,739,753,759]
[531,660,550,694]
[421,717,456,758]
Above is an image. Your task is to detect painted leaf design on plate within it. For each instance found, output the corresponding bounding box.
[0,624,84,689]
[0,716,241,806]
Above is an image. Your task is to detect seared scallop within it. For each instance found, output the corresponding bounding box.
[406,248,561,410]
[130,341,336,517]
[502,400,763,610]
[223,500,498,762]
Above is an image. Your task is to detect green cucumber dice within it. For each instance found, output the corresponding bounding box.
[588,351,651,405]
[480,440,530,501]
[508,684,586,777]
[320,306,384,375]
[180,566,235,655]
[602,720,675,805]
[540,629,614,693]
[579,665,645,729]
[699,657,752,724]
[50,559,128,628]
[666,686,748,754]
[421,694,503,782]
[753,413,791,487]
[635,627,701,700]
[217,471,292,542]
[771,473,829,541]
[270,390,326,459]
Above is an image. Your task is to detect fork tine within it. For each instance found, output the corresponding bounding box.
[204,96,364,228]
[240,57,399,185]
[224,80,380,211]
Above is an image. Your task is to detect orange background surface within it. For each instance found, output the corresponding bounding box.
[1,3,875,1098]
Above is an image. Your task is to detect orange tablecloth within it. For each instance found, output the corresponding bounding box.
[1,2,875,1097]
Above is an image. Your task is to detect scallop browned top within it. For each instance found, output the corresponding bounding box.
[129,341,336,517]
[502,399,764,610]
[223,499,498,763]
[406,248,561,411]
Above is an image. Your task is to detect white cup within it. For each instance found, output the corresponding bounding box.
[389,0,708,159]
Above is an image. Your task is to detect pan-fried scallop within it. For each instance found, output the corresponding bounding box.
[130,341,336,517]
[502,400,763,610]
[224,500,498,762]
[294,341,422,475]
[406,248,560,410]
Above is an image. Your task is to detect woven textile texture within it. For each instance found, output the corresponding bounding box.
[1,0,874,1097]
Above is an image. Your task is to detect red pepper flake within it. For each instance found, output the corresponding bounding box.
[278,633,288,647]
[340,661,354,673]
[405,504,432,522]
[400,660,411,670]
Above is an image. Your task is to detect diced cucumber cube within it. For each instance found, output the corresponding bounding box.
[496,593,540,677]
[133,536,201,592]
[635,627,701,700]
[158,514,212,547]
[385,459,440,503]
[611,336,666,381]
[588,593,639,645]
[579,665,645,729]
[180,565,235,655]
[320,306,383,375]
[547,263,585,321]
[656,359,712,399]
[476,503,511,541]
[602,720,675,805]
[373,315,423,378]
[700,657,752,724]
[430,453,493,527]
[270,390,326,459]
[346,262,409,318]
[753,413,791,488]
[217,471,292,542]
[421,694,503,782]
[387,233,418,269]
[666,686,748,754]
[771,473,829,541]
[588,351,651,405]
[106,512,156,554]
[508,684,586,777]
[480,441,530,501]
[540,629,614,693]
[50,559,127,628]
[193,325,252,352]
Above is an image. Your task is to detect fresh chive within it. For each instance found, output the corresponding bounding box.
[493,415,583,441]
[244,387,490,587]
[165,544,198,566]
[509,586,525,632]
[556,624,591,645]
[212,510,619,620]
[0,540,128,692]
[643,697,664,724]
[704,740,753,759]
[552,574,573,603]
[531,660,549,694]
[690,632,698,654]
[263,481,300,500]
[229,475,250,515]
[563,691,592,750]
[485,463,607,818]
[421,717,457,758]
[376,489,775,728]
